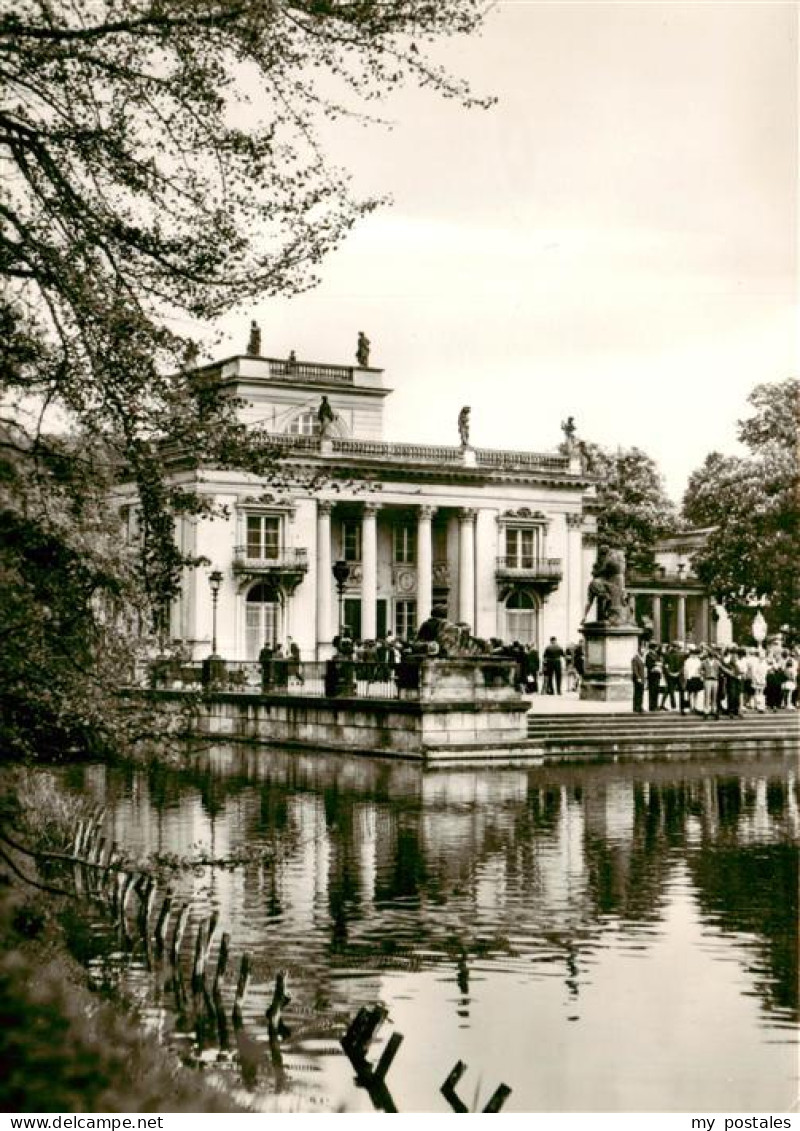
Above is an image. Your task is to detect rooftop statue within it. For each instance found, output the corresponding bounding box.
[583,544,635,626]
[356,331,370,367]
[561,415,577,443]
[458,405,471,448]
[247,320,262,357]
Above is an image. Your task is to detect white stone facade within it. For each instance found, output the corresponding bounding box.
[125,352,601,660]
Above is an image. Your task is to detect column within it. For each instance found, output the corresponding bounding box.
[677,594,687,643]
[651,594,662,643]
[458,508,476,628]
[417,505,434,624]
[361,502,379,640]
[315,501,333,656]
[565,513,584,642]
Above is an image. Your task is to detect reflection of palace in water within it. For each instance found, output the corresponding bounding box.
[85,751,798,1022]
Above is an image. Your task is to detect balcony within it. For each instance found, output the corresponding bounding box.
[232,547,309,594]
[495,556,563,586]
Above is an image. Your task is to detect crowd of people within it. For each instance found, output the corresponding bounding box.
[630,640,798,717]
[258,629,583,696]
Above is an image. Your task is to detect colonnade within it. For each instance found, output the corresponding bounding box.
[314,501,478,649]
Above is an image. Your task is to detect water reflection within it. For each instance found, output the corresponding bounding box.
[60,751,798,1112]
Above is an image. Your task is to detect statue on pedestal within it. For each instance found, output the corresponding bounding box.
[458,405,471,448]
[247,320,262,357]
[561,415,577,448]
[317,394,335,437]
[583,544,634,626]
[356,331,370,367]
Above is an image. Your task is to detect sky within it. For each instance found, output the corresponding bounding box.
[215,1,798,503]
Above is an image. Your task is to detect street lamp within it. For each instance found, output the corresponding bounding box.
[332,559,351,635]
[209,569,223,655]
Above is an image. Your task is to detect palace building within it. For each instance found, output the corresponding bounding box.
[125,337,609,661]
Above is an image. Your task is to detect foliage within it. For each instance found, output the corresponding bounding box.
[577,442,678,573]
[0,882,246,1111]
[682,378,799,630]
[0,0,488,759]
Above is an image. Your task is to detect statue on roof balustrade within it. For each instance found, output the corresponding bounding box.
[247,320,262,357]
[458,405,471,448]
[356,331,370,367]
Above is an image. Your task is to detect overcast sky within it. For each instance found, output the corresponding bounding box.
[216,1,798,503]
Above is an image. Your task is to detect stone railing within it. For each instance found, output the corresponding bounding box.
[267,359,354,384]
[331,438,464,463]
[232,547,309,573]
[261,433,572,472]
[476,449,570,471]
[495,557,563,581]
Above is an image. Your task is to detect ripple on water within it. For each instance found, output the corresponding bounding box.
[52,753,799,1113]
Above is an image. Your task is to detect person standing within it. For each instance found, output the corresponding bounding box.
[645,643,663,712]
[683,647,703,714]
[631,642,646,713]
[700,648,720,719]
[524,644,540,694]
[543,636,565,695]
[661,643,682,711]
[258,640,274,693]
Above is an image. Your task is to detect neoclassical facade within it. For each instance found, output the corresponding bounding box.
[130,345,603,660]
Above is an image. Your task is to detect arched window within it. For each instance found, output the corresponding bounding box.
[245,582,280,659]
[505,589,537,645]
[287,411,320,436]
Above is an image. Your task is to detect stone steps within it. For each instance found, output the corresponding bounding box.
[525,711,798,757]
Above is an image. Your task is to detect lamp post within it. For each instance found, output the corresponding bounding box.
[332,559,351,636]
[209,569,223,655]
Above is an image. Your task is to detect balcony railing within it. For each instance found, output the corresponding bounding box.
[232,547,309,573]
[267,359,355,384]
[331,438,464,464]
[476,449,571,472]
[495,556,563,581]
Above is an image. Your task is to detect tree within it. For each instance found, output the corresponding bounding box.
[577,442,678,574]
[682,378,799,633]
[0,0,489,758]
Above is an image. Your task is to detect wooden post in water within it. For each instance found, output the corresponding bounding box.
[340,1004,400,1114]
[266,970,291,1040]
[154,896,173,953]
[232,953,251,1027]
[213,932,231,992]
[482,1084,512,1113]
[191,919,208,989]
[441,1061,469,1113]
[170,903,190,966]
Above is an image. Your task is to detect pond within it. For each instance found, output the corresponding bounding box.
[56,748,798,1113]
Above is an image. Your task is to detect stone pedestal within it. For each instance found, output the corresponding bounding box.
[579,622,640,701]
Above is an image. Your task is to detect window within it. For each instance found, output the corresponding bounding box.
[245,582,280,659]
[246,515,280,560]
[343,597,361,640]
[505,527,537,568]
[393,524,416,564]
[342,520,361,562]
[505,590,536,645]
[120,505,140,543]
[288,411,320,436]
[395,599,417,639]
